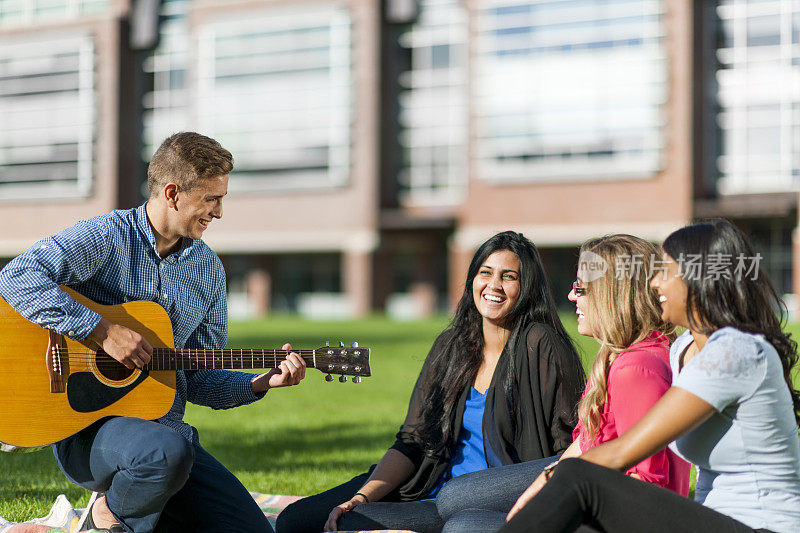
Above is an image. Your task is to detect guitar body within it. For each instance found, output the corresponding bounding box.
[0,288,177,448]
[0,288,372,448]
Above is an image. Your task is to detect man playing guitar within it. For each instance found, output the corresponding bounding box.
[0,132,306,532]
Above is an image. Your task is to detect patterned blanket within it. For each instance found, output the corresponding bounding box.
[0,493,417,533]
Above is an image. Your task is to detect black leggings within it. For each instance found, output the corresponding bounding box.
[498,458,773,533]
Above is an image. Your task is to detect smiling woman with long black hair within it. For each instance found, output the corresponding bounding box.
[276,231,585,533]
[435,234,689,533]
[500,219,800,533]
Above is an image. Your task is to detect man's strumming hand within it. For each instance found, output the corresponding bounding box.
[89,317,153,370]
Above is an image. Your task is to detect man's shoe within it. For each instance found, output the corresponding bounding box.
[79,492,125,532]
[83,509,124,532]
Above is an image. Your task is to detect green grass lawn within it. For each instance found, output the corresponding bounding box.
[1,315,798,521]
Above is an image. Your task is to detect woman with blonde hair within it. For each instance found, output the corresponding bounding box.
[500,220,800,533]
[436,234,690,532]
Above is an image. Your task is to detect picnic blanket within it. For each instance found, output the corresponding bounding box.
[0,493,417,533]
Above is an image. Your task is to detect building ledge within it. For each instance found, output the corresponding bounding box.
[379,208,456,231]
[694,193,798,219]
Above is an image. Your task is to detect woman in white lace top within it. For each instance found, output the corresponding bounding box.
[501,219,800,533]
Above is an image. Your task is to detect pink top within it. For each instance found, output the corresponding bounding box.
[573,331,690,496]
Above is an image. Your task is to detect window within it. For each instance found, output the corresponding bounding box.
[0,33,95,199]
[716,0,800,194]
[0,0,107,26]
[143,0,190,161]
[196,5,352,191]
[397,0,468,205]
[474,0,666,182]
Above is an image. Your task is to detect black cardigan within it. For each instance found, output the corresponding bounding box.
[388,322,585,501]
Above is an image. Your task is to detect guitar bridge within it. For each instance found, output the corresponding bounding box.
[46,331,68,393]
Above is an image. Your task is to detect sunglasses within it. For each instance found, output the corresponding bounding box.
[572,280,587,296]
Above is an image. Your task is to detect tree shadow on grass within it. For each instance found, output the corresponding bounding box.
[227,337,435,360]
[0,450,90,520]
[0,423,393,519]
[0,486,88,508]
[200,422,396,474]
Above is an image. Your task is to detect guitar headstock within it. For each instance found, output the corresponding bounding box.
[312,341,371,383]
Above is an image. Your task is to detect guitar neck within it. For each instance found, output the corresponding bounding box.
[146,349,318,371]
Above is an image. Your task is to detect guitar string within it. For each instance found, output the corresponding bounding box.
[56,353,327,365]
[57,351,335,360]
[23,359,365,375]
[47,349,358,370]
[53,354,344,362]
[47,361,351,371]
[56,350,326,355]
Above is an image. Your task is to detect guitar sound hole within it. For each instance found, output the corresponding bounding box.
[95,352,136,381]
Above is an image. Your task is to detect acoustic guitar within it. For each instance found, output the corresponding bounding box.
[0,287,371,448]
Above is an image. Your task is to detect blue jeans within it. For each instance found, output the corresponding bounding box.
[276,470,443,533]
[435,455,558,533]
[54,416,272,533]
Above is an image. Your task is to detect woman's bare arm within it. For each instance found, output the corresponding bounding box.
[323,449,416,531]
[354,449,416,502]
[507,387,713,521]
[578,387,715,471]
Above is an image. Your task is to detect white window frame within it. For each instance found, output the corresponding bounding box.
[398,0,469,206]
[716,0,800,195]
[0,0,108,26]
[0,32,95,200]
[142,0,191,164]
[474,0,667,184]
[196,4,352,192]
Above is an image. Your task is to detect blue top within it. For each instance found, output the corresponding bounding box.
[429,386,489,497]
[669,328,800,533]
[0,203,264,443]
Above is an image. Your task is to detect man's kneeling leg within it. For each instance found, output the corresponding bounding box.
[55,417,195,532]
[154,444,273,533]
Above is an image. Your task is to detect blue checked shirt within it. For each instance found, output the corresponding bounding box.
[0,203,264,443]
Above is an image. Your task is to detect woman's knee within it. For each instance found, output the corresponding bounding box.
[277,472,371,533]
[274,500,299,533]
[437,463,529,520]
[442,509,506,533]
[553,458,596,481]
[436,477,463,520]
[436,475,472,520]
[275,498,322,533]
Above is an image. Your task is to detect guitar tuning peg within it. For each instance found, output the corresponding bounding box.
[325,374,333,382]
[339,340,344,347]
[351,341,358,348]
[352,376,361,384]
[339,375,347,383]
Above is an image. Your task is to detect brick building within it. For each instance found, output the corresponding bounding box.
[0,0,797,317]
